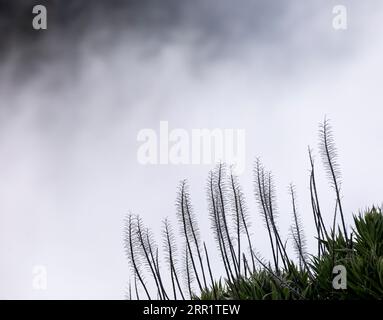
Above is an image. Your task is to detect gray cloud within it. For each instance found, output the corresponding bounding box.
[0,1,382,298]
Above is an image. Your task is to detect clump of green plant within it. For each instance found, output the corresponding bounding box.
[124,119,383,300]
[198,207,383,300]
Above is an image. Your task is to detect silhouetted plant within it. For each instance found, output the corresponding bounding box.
[162,218,185,300]
[124,119,382,300]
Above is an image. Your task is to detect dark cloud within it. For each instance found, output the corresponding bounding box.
[0,1,331,82]
[0,1,297,54]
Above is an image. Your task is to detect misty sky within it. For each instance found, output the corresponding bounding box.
[0,1,382,299]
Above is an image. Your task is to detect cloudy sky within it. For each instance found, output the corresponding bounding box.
[0,0,382,299]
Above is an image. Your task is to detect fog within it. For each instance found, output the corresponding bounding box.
[0,1,382,298]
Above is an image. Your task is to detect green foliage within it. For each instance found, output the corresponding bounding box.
[199,208,383,300]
